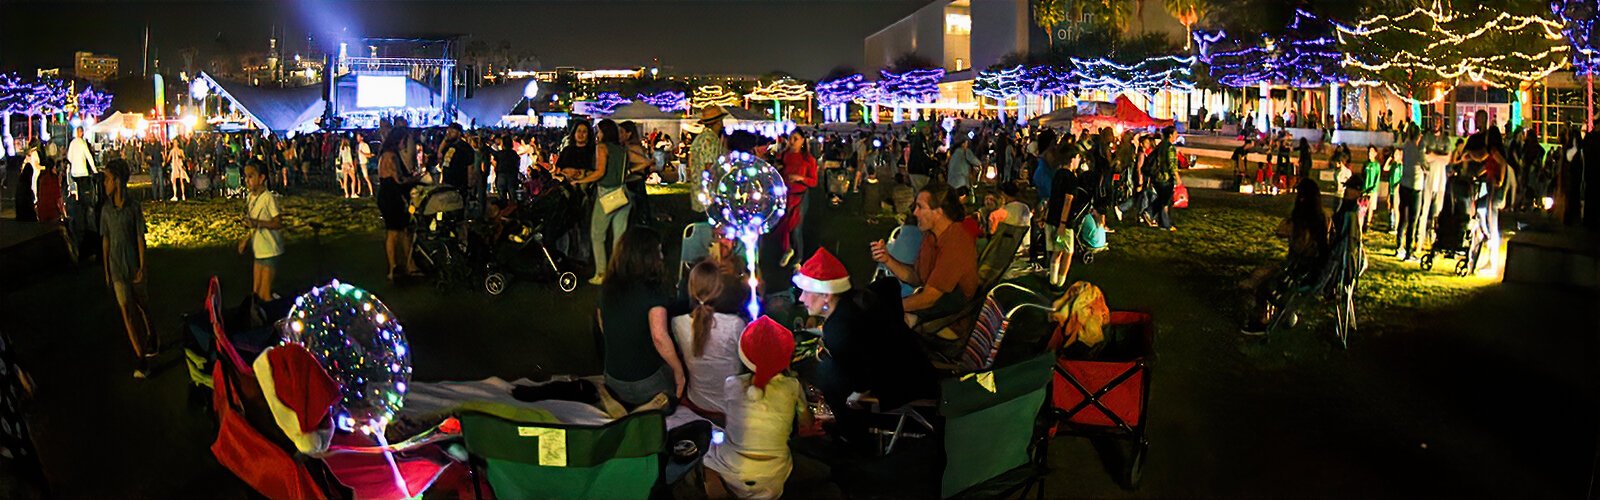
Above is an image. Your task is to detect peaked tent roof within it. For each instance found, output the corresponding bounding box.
[609,102,681,121]
[1071,95,1173,129]
[202,73,324,133]
[458,79,530,127]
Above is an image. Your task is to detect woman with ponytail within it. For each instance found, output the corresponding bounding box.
[670,260,748,421]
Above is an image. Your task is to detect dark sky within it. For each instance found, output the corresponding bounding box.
[0,0,926,79]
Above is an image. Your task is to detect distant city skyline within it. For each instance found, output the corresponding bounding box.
[0,0,926,80]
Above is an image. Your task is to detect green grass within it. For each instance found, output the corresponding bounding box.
[143,192,382,249]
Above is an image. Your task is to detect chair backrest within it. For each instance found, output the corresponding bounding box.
[459,402,665,500]
[958,296,1006,372]
[679,221,715,280]
[940,353,1054,498]
[977,224,1026,288]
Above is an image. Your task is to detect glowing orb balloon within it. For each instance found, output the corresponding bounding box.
[284,280,411,430]
[700,151,787,235]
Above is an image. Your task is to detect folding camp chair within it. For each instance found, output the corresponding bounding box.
[863,283,1052,455]
[940,352,1055,499]
[204,277,339,500]
[1050,311,1155,490]
[679,221,715,284]
[458,401,666,500]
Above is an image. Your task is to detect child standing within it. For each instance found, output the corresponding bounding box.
[703,316,811,500]
[99,159,154,379]
[241,161,285,302]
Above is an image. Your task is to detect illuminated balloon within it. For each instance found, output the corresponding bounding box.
[700,151,787,236]
[283,280,411,431]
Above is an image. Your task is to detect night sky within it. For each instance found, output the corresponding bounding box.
[0,0,926,79]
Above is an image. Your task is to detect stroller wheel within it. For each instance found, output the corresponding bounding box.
[485,272,507,296]
[1081,251,1096,264]
[1454,259,1470,277]
[558,271,579,293]
[1121,441,1148,490]
[1420,253,1434,271]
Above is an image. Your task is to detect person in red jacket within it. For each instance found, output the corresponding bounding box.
[33,159,65,224]
[776,130,818,266]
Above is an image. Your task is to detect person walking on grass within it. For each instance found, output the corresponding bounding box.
[99,159,154,379]
[241,161,284,302]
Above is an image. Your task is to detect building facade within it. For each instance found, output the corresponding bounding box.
[74,52,119,82]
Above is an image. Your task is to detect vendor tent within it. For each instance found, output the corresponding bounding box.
[610,102,686,138]
[88,111,138,136]
[1071,95,1173,130]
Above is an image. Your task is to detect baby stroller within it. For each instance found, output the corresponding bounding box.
[478,182,582,295]
[1420,172,1486,277]
[1265,209,1365,348]
[408,184,472,290]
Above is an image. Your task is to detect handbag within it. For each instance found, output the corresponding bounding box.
[599,186,630,214]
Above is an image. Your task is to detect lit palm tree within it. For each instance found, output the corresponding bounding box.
[1164,0,1208,49]
[1034,0,1069,47]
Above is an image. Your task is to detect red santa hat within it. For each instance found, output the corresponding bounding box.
[791,247,851,294]
[738,316,795,399]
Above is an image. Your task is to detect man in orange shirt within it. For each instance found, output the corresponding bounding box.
[871,183,979,326]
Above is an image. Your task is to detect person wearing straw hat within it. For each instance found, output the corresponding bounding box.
[687,106,729,214]
[703,316,810,500]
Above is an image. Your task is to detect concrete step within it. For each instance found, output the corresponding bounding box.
[1503,227,1600,289]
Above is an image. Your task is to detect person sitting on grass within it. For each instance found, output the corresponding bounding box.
[1241,177,1331,336]
[703,316,811,500]
[987,181,1031,234]
[99,159,155,379]
[670,260,749,423]
[598,227,686,408]
[870,183,979,327]
[240,161,285,302]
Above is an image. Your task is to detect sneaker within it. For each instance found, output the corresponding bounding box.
[588,275,604,285]
[1393,249,1405,259]
[169,196,178,202]
[133,369,148,379]
[1240,322,1267,336]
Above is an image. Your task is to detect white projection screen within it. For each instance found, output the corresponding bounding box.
[356,75,407,108]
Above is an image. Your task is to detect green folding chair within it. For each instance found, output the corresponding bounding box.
[457,402,665,500]
[940,352,1054,499]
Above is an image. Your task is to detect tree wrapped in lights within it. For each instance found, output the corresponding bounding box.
[1555,0,1600,73]
[1071,55,1195,95]
[692,85,742,109]
[77,86,113,119]
[747,77,812,121]
[1336,1,1567,103]
[573,92,631,116]
[974,65,1027,101]
[636,91,688,113]
[816,73,869,122]
[878,68,944,104]
[1195,9,1347,88]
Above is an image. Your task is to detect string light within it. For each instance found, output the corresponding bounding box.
[974,65,1026,100]
[573,92,631,116]
[1071,55,1196,95]
[816,74,868,106]
[692,85,742,109]
[747,77,813,101]
[77,86,113,118]
[1195,9,1347,87]
[1336,0,1567,99]
[876,68,945,104]
[635,91,688,113]
[1553,0,1600,75]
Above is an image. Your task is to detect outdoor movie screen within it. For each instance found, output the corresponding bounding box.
[356,75,407,108]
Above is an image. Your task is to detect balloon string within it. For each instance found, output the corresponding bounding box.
[370,426,411,498]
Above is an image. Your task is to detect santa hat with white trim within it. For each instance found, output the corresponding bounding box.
[791,247,851,294]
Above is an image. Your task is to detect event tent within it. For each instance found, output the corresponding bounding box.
[1071,95,1174,130]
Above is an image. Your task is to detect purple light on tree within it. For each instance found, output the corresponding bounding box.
[78,86,114,118]
[635,91,688,113]
[574,92,632,116]
[1554,0,1600,75]
[1194,9,1345,88]
[877,68,944,104]
[816,73,867,106]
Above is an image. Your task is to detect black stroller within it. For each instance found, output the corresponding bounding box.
[408,184,473,290]
[477,181,582,295]
[1420,170,1485,277]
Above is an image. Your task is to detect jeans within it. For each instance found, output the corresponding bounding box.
[591,185,632,278]
[1396,186,1421,255]
[1151,183,1175,229]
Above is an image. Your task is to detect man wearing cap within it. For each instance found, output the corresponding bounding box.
[703,316,810,500]
[688,107,729,214]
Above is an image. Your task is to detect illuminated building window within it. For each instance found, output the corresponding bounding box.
[945,13,971,35]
